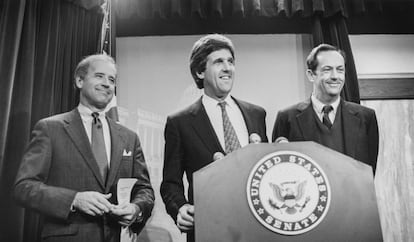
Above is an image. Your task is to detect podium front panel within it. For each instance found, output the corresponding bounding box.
[194,142,382,242]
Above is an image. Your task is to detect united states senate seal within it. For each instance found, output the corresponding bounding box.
[246,151,331,235]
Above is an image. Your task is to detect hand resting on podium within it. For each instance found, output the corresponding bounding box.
[177,203,194,232]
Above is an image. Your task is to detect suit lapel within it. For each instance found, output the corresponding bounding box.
[296,100,318,140]
[341,101,360,158]
[190,98,224,154]
[64,109,106,189]
[105,118,125,192]
[233,97,254,135]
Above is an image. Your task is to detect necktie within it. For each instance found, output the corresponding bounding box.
[91,112,109,181]
[322,105,333,129]
[218,102,241,154]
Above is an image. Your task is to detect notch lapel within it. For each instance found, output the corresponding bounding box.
[296,100,318,141]
[234,98,254,135]
[342,101,360,158]
[190,98,224,154]
[64,109,106,189]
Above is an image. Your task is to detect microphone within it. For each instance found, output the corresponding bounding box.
[275,136,289,143]
[249,133,261,144]
[213,152,225,161]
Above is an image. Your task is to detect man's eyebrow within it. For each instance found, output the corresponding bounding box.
[212,57,224,63]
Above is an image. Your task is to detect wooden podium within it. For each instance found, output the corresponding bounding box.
[193,142,382,242]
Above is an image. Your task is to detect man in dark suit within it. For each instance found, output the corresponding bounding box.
[272,43,379,173]
[14,54,154,242]
[160,34,268,241]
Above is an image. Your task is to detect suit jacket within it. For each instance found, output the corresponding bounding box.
[160,96,268,223]
[14,109,154,242]
[272,99,379,172]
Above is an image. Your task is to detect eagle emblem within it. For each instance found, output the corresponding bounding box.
[268,180,310,214]
[246,151,331,235]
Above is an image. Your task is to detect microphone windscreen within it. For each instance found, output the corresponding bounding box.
[275,136,289,143]
[213,152,225,161]
[249,133,261,144]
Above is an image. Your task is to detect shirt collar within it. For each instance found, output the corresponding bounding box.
[77,103,106,120]
[202,93,236,109]
[311,94,340,114]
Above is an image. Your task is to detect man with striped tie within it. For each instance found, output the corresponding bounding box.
[160,34,268,242]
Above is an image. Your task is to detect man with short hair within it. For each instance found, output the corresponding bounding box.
[160,34,268,241]
[272,43,379,173]
[14,54,154,242]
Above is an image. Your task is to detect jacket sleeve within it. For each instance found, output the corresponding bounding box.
[130,132,155,233]
[272,110,290,142]
[160,116,188,222]
[367,110,379,174]
[13,120,77,221]
[259,109,268,143]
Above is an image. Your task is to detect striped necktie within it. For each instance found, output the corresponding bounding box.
[218,102,241,154]
[322,105,333,129]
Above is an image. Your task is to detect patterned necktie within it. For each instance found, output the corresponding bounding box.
[218,102,241,154]
[322,105,333,129]
[91,112,109,181]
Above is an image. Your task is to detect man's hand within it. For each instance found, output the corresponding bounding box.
[177,204,194,232]
[110,203,140,227]
[72,192,114,216]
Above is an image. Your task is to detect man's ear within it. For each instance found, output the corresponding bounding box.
[196,71,204,80]
[305,69,314,83]
[75,77,83,89]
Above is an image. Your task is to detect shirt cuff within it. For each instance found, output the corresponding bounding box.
[70,201,76,212]
[133,204,143,223]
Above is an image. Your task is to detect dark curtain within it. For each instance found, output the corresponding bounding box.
[0,0,103,242]
[114,0,382,19]
[312,14,361,103]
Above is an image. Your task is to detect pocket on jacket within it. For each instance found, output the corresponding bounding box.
[41,223,79,238]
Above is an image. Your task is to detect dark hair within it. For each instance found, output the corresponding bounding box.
[189,34,235,89]
[74,54,116,88]
[306,44,346,72]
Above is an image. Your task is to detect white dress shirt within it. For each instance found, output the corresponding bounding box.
[202,94,249,150]
[311,94,340,125]
[78,104,111,166]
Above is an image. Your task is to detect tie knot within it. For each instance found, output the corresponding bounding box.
[92,112,101,126]
[218,101,227,110]
[92,112,99,118]
[322,105,333,114]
